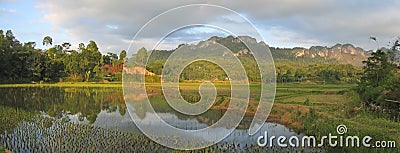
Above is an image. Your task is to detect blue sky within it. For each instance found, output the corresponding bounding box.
[1,0,400,54]
[1,0,51,48]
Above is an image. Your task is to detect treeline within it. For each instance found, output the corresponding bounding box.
[276,63,362,83]
[0,29,377,85]
[0,30,126,83]
[357,41,400,111]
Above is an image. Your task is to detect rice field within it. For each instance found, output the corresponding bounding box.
[0,83,399,152]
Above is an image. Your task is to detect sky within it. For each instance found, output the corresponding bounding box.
[1,0,400,54]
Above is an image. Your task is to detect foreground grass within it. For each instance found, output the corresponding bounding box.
[271,85,400,152]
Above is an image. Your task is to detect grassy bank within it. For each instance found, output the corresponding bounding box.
[269,84,400,152]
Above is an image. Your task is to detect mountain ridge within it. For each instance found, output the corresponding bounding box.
[146,36,372,67]
[167,35,370,67]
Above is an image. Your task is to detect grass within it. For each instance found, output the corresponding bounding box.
[295,89,400,152]
[0,146,5,152]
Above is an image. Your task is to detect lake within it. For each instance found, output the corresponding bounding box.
[0,86,320,152]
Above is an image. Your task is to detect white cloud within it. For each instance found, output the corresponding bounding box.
[35,0,400,53]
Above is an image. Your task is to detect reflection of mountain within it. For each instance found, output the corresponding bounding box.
[128,95,252,129]
[0,87,125,123]
[149,95,226,128]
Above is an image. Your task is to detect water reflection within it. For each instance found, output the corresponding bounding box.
[0,86,310,151]
[0,87,125,124]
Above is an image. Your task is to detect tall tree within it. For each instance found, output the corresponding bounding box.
[42,36,53,47]
[135,47,147,66]
[81,40,102,81]
[119,50,127,61]
[361,50,397,86]
[358,40,400,108]
[78,43,85,52]
[62,42,71,50]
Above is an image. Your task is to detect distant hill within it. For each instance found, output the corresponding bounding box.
[133,36,367,83]
[147,36,370,67]
[208,36,370,67]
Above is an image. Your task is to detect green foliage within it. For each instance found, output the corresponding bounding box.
[144,47,362,83]
[361,50,397,86]
[276,63,362,83]
[357,43,400,110]
[0,146,5,152]
[0,30,38,83]
[304,97,311,106]
[42,36,52,47]
[0,29,126,83]
[0,29,373,85]
[135,47,148,66]
[119,50,127,60]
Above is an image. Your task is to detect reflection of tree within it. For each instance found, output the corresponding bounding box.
[0,87,126,124]
[147,95,226,127]
[125,93,148,119]
[144,92,252,129]
[104,93,126,116]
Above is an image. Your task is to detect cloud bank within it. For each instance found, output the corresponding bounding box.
[35,0,400,53]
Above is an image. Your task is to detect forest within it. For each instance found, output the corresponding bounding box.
[0,29,365,84]
[0,30,125,83]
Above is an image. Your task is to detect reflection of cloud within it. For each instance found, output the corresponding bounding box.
[125,102,306,148]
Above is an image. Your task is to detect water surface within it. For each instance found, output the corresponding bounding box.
[0,86,314,152]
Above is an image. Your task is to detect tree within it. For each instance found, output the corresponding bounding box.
[78,43,85,52]
[358,41,399,109]
[361,50,396,87]
[135,47,147,66]
[80,40,102,82]
[42,36,53,47]
[103,52,118,65]
[390,39,400,64]
[119,50,127,61]
[62,42,71,50]
[63,50,81,81]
